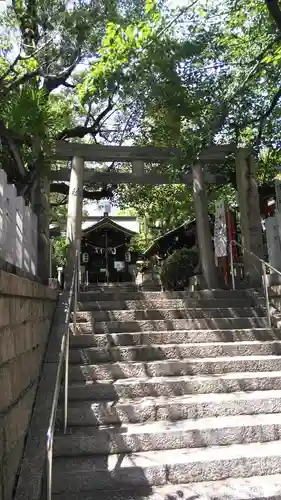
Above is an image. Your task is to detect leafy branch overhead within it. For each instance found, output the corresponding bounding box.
[0,0,162,202]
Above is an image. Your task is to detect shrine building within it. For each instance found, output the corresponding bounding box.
[80,213,139,283]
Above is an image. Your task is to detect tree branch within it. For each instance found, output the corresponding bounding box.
[62,81,76,89]
[50,182,113,200]
[84,99,95,127]
[206,35,281,143]
[238,36,280,91]
[0,119,26,179]
[0,68,40,96]
[255,85,281,146]
[0,53,22,83]
[56,97,114,140]
[50,195,68,207]
[43,49,81,93]
[265,0,281,33]
[0,37,54,87]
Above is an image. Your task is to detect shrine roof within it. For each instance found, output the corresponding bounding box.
[82,216,139,236]
[143,216,214,258]
[143,220,197,258]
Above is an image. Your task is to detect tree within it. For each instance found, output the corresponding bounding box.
[2,0,281,230]
[0,0,162,202]
[114,0,281,225]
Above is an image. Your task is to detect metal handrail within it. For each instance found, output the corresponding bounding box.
[229,239,281,328]
[46,251,79,500]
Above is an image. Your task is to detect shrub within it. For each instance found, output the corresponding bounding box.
[160,247,199,290]
[53,237,68,267]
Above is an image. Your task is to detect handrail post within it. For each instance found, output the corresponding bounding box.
[46,438,53,500]
[262,262,271,328]
[73,253,78,337]
[63,325,70,434]
[229,241,235,290]
[64,252,78,434]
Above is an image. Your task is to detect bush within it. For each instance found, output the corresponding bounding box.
[160,247,199,290]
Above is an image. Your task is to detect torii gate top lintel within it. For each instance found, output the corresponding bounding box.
[52,140,236,163]
[51,140,236,185]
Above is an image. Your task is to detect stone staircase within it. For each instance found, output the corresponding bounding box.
[52,288,281,499]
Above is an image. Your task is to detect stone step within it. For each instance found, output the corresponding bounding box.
[269,296,281,312]
[69,328,281,348]
[269,286,281,296]
[52,440,281,493]
[54,413,281,457]
[75,308,263,323]
[77,298,257,311]
[79,290,251,302]
[48,474,281,500]
[87,285,138,289]
[68,355,281,382]
[62,390,281,426]
[67,371,281,400]
[78,317,268,334]
[69,341,281,364]
[85,284,140,291]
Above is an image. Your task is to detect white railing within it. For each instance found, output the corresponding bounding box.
[0,168,37,275]
[46,251,79,500]
[229,240,281,328]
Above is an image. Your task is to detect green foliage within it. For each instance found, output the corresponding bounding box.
[115,0,281,226]
[50,195,68,226]
[128,232,148,253]
[53,237,68,267]
[160,247,198,290]
[50,194,89,226]
[78,0,161,102]
[1,0,281,223]
[116,184,194,235]
[114,207,138,216]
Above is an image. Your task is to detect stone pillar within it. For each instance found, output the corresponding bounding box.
[192,163,218,289]
[32,176,50,284]
[65,156,84,286]
[235,149,264,286]
[264,216,281,271]
[132,160,144,176]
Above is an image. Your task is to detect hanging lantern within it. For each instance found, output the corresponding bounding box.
[82,252,89,263]
[125,251,131,263]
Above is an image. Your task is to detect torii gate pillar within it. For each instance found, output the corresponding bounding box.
[235,149,264,286]
[65,156,84,287]
[192,163,218,289]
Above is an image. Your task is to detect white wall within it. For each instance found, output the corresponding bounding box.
[0,168,37,275]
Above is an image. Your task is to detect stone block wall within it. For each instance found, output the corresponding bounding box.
[0,270,57,500]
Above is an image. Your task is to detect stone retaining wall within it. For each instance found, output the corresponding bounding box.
[0,270,57,500]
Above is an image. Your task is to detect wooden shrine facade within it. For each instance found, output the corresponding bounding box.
[80,215,139,283]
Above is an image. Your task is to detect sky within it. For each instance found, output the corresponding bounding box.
[0,0,10,11]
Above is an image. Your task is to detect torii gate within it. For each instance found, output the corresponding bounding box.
[50,141,264,289]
